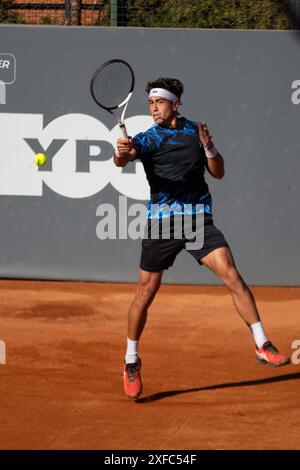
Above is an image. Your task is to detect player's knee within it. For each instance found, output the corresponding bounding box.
[142,284,159,301]
[223,266,243,292]
[139,279,160,302]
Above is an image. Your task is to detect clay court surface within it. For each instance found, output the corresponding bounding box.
[0,280,299,450]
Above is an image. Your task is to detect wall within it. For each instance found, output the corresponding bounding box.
[0,25,299,285]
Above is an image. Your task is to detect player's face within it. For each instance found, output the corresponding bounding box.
[148,97,179,126]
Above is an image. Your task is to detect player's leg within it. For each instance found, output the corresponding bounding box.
[127,268,163,343]
[200,247,290,366]
[201,247,259,326]
[123,217,185,398]
[123,268,163,399]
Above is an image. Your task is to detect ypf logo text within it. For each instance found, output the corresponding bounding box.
[0,113,152,200]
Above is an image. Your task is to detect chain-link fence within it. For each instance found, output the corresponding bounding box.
[0,1,111,25]
[0,0,299,28]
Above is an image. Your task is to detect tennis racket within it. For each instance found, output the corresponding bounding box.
[90,59,135,139]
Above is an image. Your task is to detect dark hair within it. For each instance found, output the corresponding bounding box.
[145,78,184,100]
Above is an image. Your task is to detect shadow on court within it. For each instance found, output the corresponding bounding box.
[136,371,300,403]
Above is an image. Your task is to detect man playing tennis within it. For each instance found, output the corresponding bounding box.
[113,77,290,400]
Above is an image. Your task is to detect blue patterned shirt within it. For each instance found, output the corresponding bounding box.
[132,117,212,219]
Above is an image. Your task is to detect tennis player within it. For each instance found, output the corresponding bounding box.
[113,77,290,399]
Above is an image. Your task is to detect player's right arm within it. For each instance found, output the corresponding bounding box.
[113,137,137,167]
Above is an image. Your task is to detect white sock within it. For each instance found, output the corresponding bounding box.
[125,338,139,364]
[250,321,268,349]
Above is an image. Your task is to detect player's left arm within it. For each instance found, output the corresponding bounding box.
[198,121,225,179]
[204,150,225,180]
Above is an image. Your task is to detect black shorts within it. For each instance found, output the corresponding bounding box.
[140,213,230,272]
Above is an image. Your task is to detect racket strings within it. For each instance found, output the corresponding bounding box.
[92,62,133,109]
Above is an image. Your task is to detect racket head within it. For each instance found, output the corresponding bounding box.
[90,59,135,111]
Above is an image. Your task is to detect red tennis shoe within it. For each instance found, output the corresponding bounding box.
[256,341,290,367]
[123,358,142,399]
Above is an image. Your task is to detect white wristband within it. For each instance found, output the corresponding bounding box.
[204,144,218,159]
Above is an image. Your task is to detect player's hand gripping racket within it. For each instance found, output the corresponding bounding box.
[90,59,135,139]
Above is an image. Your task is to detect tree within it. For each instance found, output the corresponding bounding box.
[126,0,290,29]
[70,0,82,25]
[0,0,26,24]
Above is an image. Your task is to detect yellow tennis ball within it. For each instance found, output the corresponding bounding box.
[34,153,47,166]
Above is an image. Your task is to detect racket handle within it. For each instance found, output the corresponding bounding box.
[119,123,128,139]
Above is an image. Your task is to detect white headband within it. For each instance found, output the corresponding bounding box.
[149,88,180,103]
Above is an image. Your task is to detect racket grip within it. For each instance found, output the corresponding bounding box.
[119,123,128,139]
